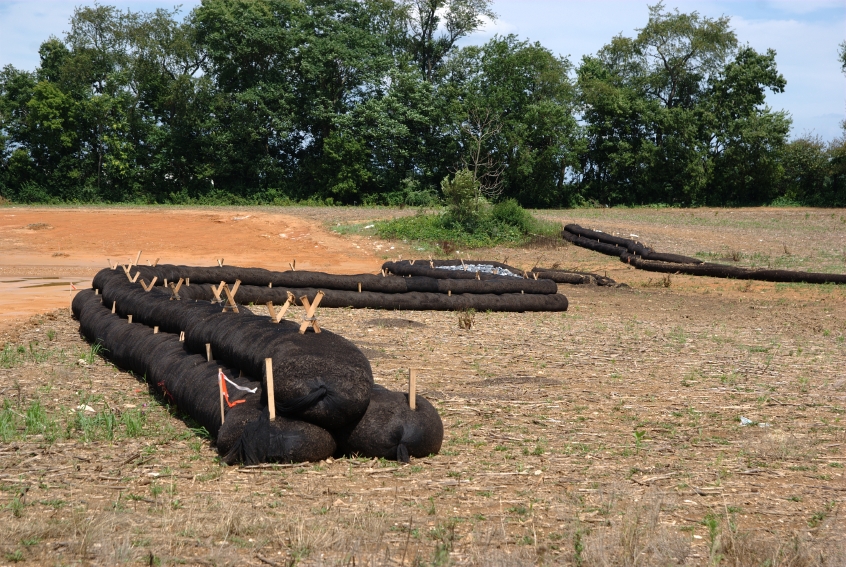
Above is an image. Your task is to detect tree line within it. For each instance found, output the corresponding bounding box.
[1,1,844,207]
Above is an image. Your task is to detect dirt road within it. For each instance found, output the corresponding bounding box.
[0,207,384,325]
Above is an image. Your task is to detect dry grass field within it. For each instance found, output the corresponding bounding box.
[1,206,845,566]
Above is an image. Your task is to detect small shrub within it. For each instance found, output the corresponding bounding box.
[490,199,534,234]
[441,169,479,225]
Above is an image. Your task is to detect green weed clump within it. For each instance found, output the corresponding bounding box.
[377,170,559,249]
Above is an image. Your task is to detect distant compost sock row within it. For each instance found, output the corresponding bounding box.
[124,262,569,312]
[75,269,444,465]
[562,224,846,285]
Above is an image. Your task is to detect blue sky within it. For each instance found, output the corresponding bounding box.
[1,0,844,140]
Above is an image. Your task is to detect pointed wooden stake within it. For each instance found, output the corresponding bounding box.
[134,250,142,266]
[289,259,296,271]
[206,343,212,362]
[108,259,116,270]
[153,326,159,334]
[186,278,190,286]
[112,302,116,314]
[476,271,480,280]
[179,331,185,342]
[265,358,275,421]
[152,257,159,267]
[408,369,417,410]
[127,315,132,324]
[533,272,539,280]
[358,282,362,293]
[217,258,224,267]
[95,289,99,295]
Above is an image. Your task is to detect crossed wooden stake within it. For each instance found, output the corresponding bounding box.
[266,290,324,333]
[211,280,241,312]
[168,278,185,301]
[140,277,158,291]
[298,291,324,334]
[122,265,140,283]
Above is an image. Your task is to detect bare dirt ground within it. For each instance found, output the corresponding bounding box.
[0,206,413,324]
[1,206,845,566]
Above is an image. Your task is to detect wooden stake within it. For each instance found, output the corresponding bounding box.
[186,278,190,286]
[179,331,185,342]
[298,291,325,334]
[206,343,212,362]
[460,257,466,270]
[408,369,417,410]
[265,358,275,420]
[221,280,240,313]
[268,282,272,288]
[210,281,225,303]
[219,369,225,425]
[112,302,116,314]
[448,290,451,296]
[153,326,159,334]
[168,278,183,301]
[217,258,224,267]
[128,271,140,283]
[358,282,362,293]
[410,260,415,265]
[95,289,99,295]
[107,259,116,270]
[533,272,539,280]
[476,271,480,280]
[289,259,296,271]
[134,250,142,266]
[127,315,132,324]
[164,278,168,286]
[267,292,295,323]
[152,257,159,267]
[140,277,158,291]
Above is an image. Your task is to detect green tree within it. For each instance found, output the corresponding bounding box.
[577,2,789,205]
[400,0,496,82]
[449,35,579,206]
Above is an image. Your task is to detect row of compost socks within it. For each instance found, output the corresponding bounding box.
[118,263,568,312]
[75,274,444,464]
[561,224,846,284]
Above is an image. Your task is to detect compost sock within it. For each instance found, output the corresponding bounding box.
[75,271,445,464]
[111,262,569,312]
[562,224,846,284]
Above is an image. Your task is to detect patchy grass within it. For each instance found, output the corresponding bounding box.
[376,205,560,250]
[2,207,846,565]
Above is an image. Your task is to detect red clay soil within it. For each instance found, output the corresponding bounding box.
[0,207,382,326]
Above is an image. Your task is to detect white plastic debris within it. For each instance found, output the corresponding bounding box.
[364,224,374,229]
[740,416,770,427]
